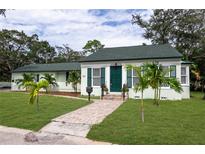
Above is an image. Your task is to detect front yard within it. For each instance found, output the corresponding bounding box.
[87,92,205,144]
[0,92,88,131]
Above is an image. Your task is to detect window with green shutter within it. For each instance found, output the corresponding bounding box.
[127,69,132,88]
[101,68,105,85]
[87,68,92,86]
[170,65,176,78]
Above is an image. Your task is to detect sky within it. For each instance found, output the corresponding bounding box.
[0,9,152,51]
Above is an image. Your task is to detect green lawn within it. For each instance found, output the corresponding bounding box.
[0,92,88,131]
[87,92,205,144]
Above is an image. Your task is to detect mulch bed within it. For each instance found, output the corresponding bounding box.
[11,90,81,97]
[40,91,81,97]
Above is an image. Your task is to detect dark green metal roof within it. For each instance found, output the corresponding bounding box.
[13,62,80,73]
[80,44,182,62]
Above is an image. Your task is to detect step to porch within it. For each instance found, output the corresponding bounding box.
[102,94,127,101]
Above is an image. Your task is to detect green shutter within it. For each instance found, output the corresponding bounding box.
[170,65,176,78]
[101,68,105,85]
[127,69,132,88]
[87,68,92,86]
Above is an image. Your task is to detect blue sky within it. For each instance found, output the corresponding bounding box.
[0,9,152,50]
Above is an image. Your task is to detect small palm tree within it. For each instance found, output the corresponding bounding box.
[127,65,149,123]
[67,71,81,93]
[24,80,49,111]
[145,62,183,105]
[16,73,35,91]
[41,73,58,93]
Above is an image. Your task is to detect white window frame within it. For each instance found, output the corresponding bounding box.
[132,68,139,88]
[181,66,188,85]
[92,68,101,87]
[161,65,170,88]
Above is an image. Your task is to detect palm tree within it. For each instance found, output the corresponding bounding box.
[127,65,149,123]
[41,73,58,93]
[144,63,159,105]
[24,80,49,111]
[145,63,183,105]
[16,73,35,91]
[67,71,81,93]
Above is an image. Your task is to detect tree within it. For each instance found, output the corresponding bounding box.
[67,71,81,93]
[28,39,56,64]
[41,73,58,92]
[127,64,149,123]
[25,80,49,111]
[55,44,82,62]
[132,9,205,93]
[0,9,6,17]
[16,73,35,91]
[83,39,104,55]
[0,29,56,81]
[145,62,183,105]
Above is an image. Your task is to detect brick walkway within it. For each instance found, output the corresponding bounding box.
[40,99,123,137]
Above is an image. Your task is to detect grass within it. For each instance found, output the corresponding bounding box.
[0,92,88,131]
[87,92,205,144]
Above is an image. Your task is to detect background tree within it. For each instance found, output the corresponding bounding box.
[0,9,6,17]
[127,65,149,123]
[67,71,81,93]
[41,73,58,93]
[16,73,35,91]
[25,80,49,111]
[55,44,82,62]
[132,9,205,91]
[83,39,104,55]
[0,29,56,81]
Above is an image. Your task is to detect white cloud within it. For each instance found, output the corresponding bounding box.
[0,9,152,50]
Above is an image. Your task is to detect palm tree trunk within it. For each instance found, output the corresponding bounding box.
[157,87,161,106]
[141,90,144,123]
[36,94,39,111]
[156,87,158,105]
[154,88,157,105]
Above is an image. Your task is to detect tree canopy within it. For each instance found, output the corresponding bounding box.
[83,39,104,55]
[132,9,205,77]
[0,29,82,81]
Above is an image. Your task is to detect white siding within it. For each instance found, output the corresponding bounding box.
[11,72,80,92]
[81,59,190,100]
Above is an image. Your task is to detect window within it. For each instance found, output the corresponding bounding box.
[161,66,169,87]
[170,65,176,78]
[181,67,187,84]
[132,69,139,87]
[93,68,101,86]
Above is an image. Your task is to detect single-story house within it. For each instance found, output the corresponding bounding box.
[11,62,81,92]
[12,44,190,100]
[79,44,190,100]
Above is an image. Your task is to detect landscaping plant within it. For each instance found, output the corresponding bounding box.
[41,73,58,93]
[127,65,149,123]
[25,80,49,111]
[67,71,81,93]
[16,73,35,91]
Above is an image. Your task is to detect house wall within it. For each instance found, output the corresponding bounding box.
[11,72,80,92]
[80,58,190,100]
[181,64,190,99]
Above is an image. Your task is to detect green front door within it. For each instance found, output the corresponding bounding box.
[110,66,122,92]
